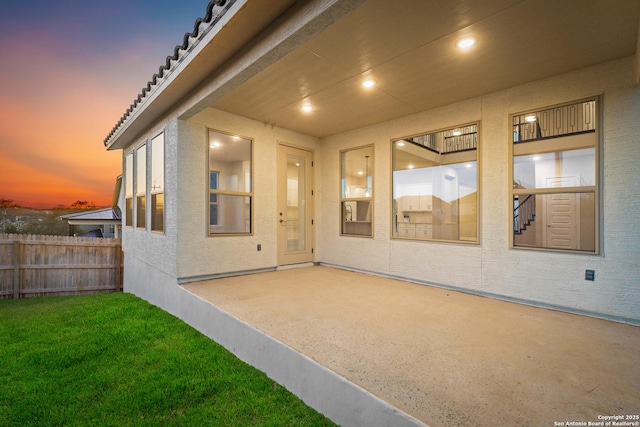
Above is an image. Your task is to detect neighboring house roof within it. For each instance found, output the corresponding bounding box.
[104,0,640,150]
[61,208,122,222]
[60,175,123,225]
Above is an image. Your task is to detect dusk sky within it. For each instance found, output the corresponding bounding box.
[0,0,210,208]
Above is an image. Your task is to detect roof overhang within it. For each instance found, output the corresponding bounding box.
[105,0,303,150]
[105,0,640,150]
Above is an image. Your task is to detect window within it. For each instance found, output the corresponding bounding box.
[150,133,164,232]
[511,98,598,252]
[136,144,146,229]
[125,153,133,227]
[208,130,252,235]
[392,123,478,243]
[341,145,373,237]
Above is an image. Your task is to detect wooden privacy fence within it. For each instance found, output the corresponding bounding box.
[0,234,123,299]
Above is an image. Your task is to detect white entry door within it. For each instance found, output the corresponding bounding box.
[277,144,314,266]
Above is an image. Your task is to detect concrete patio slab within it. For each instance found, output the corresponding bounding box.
[183,265,640,426]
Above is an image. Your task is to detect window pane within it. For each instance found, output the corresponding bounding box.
[513,192,595,252]
[285,154,307,251]
[341,146,373,198]
[514,148,595,189]
[136,145,146,228]
[151,133,164,193]
[136,196,146,229]
[513,100,596,143]
[511,98,598,253]
[151,133,164,232]
[208,130,252,235]
[125,153,133,227]
[209,131,251,192]
[151,193,164,232]
[125,198,133,227]
[209,195,251,234]
[341,145,373,237]
[342,201,372,236]
[392,124,478,243]
[136,145,146,195]
[125,154,133,198]
[210,204,218,226]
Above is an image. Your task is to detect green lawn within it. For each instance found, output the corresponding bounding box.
[0,293,336,426]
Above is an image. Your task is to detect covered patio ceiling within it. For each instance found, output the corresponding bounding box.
[209,0,640,138]
[105,0,640,149]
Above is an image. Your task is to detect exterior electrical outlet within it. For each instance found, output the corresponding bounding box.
[585,270,595,281]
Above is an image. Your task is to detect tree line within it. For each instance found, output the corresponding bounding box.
[0,198,98,209]
[1,198,101,236]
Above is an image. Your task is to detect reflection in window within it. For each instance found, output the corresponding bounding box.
[208,130,252,235]
[209,172,219,226]
[125,153,133,227]
[392,123,478,243]
[511,98,598,252]
[341,145,373,237]
[151,133,164,232]
[136,145,146,229]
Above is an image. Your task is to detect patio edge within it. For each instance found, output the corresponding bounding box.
[123,259,428,427]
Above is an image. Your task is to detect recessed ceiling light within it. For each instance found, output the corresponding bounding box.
[408,164,414,169]
[453,130,462,136]
[362,79,375,88]
[301,104,313,113]
[525,114,537,122]
[397,141,405,147]
[358,171,364,175]
[456,37,476,49]
[211,141,221,147]
[532,156,541,161]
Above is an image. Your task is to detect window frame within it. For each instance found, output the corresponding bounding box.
[340,144,374,238]
[391,122,480,244]
[206,128,254,236]
[508,96,600,254]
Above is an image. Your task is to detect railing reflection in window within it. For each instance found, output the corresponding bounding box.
[513,100,596,143]
[405,124,477,154]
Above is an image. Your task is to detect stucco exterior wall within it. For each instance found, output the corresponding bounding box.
[122,118,179,280]
[318,57,640,323]
[121,57,639,323]
[175,108,319,281]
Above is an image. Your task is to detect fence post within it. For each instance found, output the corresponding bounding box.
[13,240,20,299]
[115,245,122,291]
